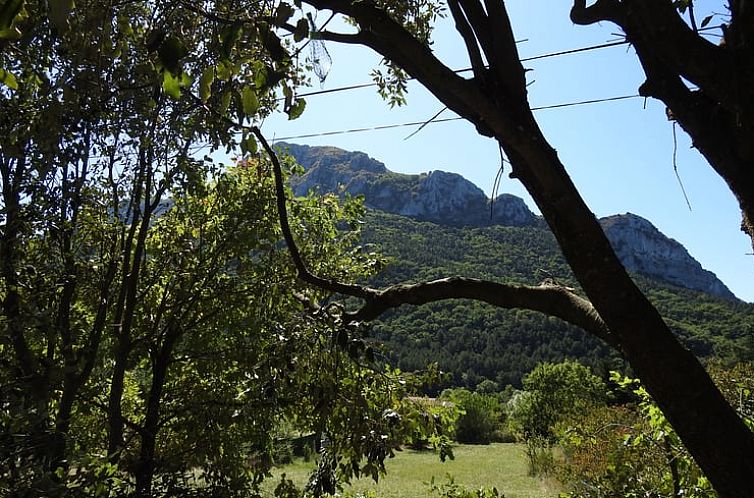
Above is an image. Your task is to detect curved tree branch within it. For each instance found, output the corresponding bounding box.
[255,130,617,348]
[572,1,743,122]
[572,0,754,247]
[253,127,374,299]
[313,30,366,44]
[345,277,617,348]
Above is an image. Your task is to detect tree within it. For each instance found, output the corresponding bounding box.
[508,361,608,441]
[1,2,435,496]
[251,2,754,496]
[440,388,501,444]
[4,1,754,496]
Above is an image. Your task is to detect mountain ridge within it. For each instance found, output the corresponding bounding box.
[276,141,736,301]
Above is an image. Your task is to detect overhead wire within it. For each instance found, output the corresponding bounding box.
[294,39,630,99]
[271,29,722,141]
[273,94,641,141]
[271,40,639,141]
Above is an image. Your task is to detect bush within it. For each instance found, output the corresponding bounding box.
[556,375,716,498]
[508,361,608,441]
[524,435,555,477]
[440,389,502,444]
[428,474,502,498]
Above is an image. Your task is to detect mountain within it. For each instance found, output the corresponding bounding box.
[600,214,736,300]
[359,211,754,387]
[278,142,540,228]
[277,142,736,301]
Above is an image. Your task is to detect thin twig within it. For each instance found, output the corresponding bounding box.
[403,107,448,140]
[671,122,693,211]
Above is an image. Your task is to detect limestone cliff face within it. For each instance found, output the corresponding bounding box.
[600,213,736,300]
[278,142,539,227]
[276,142,736,300]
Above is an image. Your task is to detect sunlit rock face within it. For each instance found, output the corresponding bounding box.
[600,213,736,300]
[280,142,539,228]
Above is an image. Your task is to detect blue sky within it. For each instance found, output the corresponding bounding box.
[260,1,754,301]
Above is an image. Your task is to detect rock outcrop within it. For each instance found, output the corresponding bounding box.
[277,142,540,228]
[600,213,736,300]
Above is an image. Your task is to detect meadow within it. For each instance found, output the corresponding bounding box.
[265,443,561,498]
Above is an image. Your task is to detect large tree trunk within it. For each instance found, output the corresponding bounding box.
[507,124,754,498]
[301,0,754,495]
[571,0,754,248]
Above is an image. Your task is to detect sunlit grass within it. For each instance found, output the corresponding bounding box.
[264,443,561,498]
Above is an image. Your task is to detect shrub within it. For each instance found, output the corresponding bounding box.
[508,361,608,441]
[440,389,502,444]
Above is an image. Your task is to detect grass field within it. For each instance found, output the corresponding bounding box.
[264,443,562,498]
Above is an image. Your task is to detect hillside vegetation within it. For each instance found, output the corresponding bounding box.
[361,211,754,387]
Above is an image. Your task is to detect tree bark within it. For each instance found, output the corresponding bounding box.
[571,0,754,248]
[297,1,754,496]
[134,332,178,498]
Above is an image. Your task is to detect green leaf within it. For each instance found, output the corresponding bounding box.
[216,60,232,81]
[701,14,713,28]
[199,67,214,102]
[240,134,257,155]
[252,62,268,88]
[286,98,306,120]
[241,86,259,117]
[0,67,18,89]
[48,0,74,33]
[220,90,232,113]
[293,18,309,43]
[158,35,188,74]
[162,71,182,99]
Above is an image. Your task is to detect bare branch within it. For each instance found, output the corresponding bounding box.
[447,0,487,81]
[345,277,618,349]
[480,0,528,103]
[255,129,618,349]
[316,30,367,44]
[253,128,374,299]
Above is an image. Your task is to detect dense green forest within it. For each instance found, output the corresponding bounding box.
[361,210,754,388]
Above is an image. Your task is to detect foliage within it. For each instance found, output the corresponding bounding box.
[0,0,449,495]
[523,436,556,478]
[428,474,502,498]
[507,361,608,441]
[0,146,410,496]
[440,388,502,445]
[363,211,754,388]
[557,373,719,498]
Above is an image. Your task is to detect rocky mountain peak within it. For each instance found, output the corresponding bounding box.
[277,142,540,228]
[276,142,387,174]
[599,213,736,300]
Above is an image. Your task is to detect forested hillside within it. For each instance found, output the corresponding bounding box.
[361,211,754,388]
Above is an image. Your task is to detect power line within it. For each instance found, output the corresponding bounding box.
[294,40,629,99]
[273,93,641,141]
